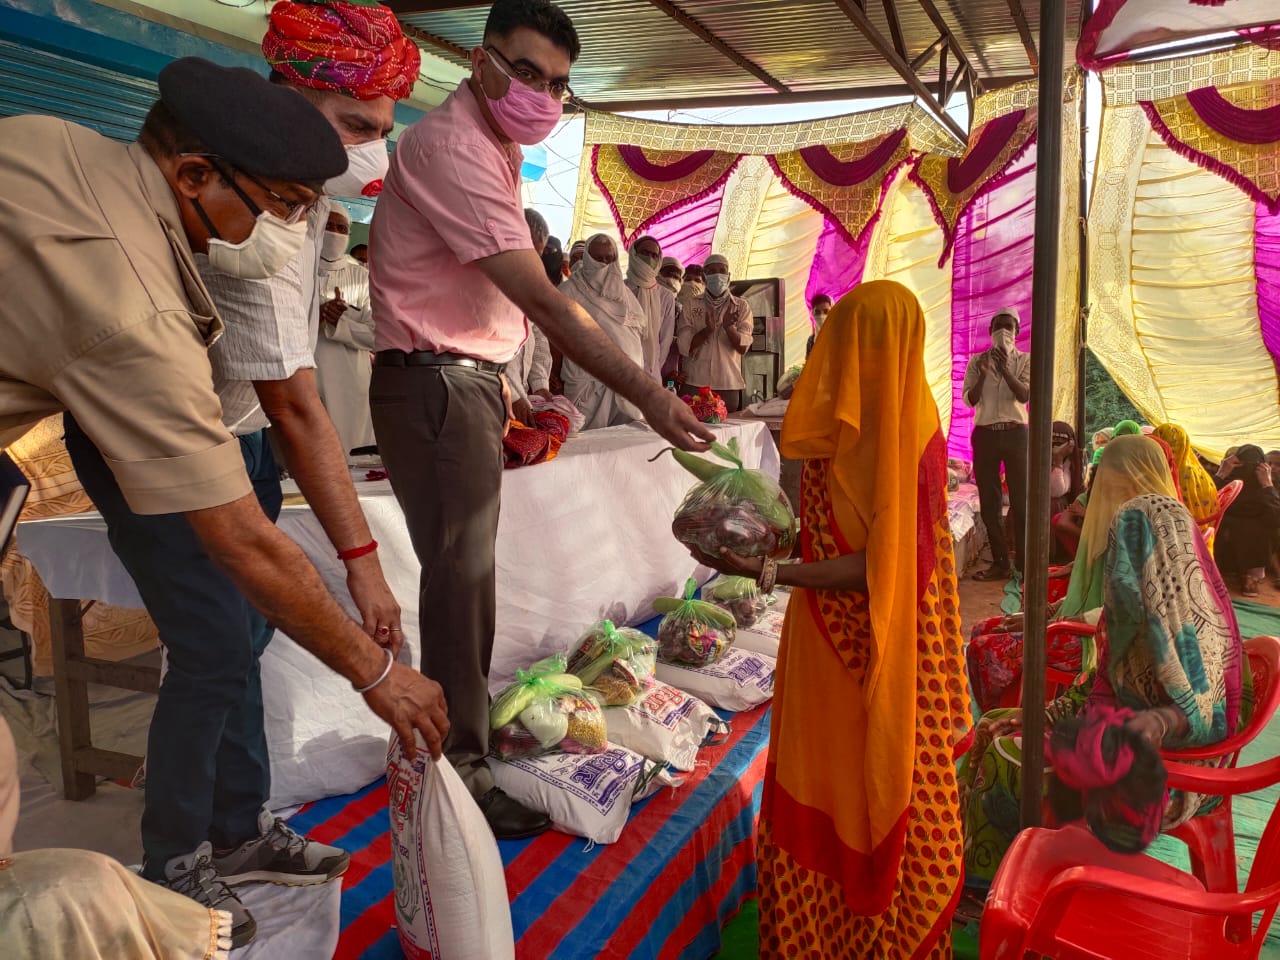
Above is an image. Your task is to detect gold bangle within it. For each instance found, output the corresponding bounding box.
[758,557,779,594]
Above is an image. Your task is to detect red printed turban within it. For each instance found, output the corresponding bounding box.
[263,0,421,102]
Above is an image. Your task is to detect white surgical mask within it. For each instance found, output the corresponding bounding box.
[207,212,308,280]
[705,273,730,297]
[991,328,1016,353]
[320,230,349,265]
[325,139,390,198]
[659,275,681,293]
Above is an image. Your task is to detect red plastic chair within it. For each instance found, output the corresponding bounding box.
[1002,633,1280,892]
[1163,635,1280,892]
[1000,621,1095,709]
[980,751,1280,960]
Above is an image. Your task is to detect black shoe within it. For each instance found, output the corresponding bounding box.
[477,787,551,840]
[973,564,1012,582]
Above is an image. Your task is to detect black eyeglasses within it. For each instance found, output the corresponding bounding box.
[484,45,574,103]
[180,153,313,224]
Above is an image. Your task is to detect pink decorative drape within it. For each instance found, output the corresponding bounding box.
[768,129,911,248]
[644,183,730,268]
[804,217,871,314]
[591,143,743,247]
[1257,199,1280,378]
[947,143,1038,458]
[909,109,1039,264]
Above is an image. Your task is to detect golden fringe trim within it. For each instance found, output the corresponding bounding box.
[207,908,233,960]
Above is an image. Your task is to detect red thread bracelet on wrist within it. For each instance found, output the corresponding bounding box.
[337,539,378,561]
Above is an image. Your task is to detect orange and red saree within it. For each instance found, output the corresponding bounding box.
[758,281,969,958]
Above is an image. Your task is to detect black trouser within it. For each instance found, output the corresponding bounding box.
[369,363,505,798]
[972,424,1028,569]
[64,415,280,876]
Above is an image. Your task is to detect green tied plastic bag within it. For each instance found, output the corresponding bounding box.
[567,620,657,706]
[653,578,737,667]
[489,654,606,759]
[703,574,768,628]
[664,437,796,560]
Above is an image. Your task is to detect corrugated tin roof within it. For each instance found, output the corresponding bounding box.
[394,0,1081,114]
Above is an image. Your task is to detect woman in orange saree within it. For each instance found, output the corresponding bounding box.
[694,280,969,957]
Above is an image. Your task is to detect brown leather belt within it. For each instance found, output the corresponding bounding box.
[374,349,506,375]
[973,421,1026,432]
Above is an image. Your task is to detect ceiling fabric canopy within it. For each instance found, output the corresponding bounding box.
[1078,0,1279,70]
[572,77,1082,458]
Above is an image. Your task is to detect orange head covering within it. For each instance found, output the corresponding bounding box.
[263,0,421,102]
[778,280,947,911]
[783,279,941,667]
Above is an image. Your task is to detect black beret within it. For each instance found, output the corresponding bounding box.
[158,57,348,183]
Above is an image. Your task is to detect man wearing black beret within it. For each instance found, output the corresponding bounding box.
[0,57,449,948]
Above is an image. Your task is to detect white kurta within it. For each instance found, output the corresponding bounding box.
[626,279,678,383]
[314,258,376,455]
[560,277,646,430]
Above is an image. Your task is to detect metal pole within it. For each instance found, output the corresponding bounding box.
[1019,0,1068,830]
[1075,68,1090,447]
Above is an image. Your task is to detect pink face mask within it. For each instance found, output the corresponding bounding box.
[483,53,563,145]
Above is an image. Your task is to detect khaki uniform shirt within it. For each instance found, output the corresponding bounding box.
[0,117,250,514]
[676,293,754,391]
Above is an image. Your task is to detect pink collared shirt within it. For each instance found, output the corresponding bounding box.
[370,81,532,363]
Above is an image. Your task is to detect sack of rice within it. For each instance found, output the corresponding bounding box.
[654,648,776,712]
[387,736,514,960]
[604,680,727,772]
[488,746,679,845]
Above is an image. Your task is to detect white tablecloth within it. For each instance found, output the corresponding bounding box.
[18,421,778,807]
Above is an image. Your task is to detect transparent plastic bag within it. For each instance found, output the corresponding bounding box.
[489,655,607,760]
[702,575,768,628]
[665,437,796,560]
[566,620,657,706]
[653,578,737,667]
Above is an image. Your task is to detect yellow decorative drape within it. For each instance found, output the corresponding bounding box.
[1090,47,1280,459]
[769,132,912,247]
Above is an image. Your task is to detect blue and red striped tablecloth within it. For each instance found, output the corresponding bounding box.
[288,704,771,959]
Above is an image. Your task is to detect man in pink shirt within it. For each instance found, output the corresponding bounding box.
[369,0,712,839]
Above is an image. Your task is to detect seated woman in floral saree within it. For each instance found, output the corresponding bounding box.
[959,492,1244,888]
[967,435,1179,714]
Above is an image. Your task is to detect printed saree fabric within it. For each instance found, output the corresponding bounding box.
[759,281,968,958]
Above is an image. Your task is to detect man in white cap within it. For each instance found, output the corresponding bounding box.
[676,252,754,412]
[625,235,678,383]
[963,307,1031,581]
[658,256,684,294]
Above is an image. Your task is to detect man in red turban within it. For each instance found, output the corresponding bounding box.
[265,0,420,102]
[263,1,420,201]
